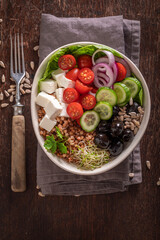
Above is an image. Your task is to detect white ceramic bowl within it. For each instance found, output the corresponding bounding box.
[31,42,151,175]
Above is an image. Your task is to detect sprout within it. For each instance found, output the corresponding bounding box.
[71,142,110,170]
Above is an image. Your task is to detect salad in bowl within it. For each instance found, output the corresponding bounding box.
[31,42,150,175]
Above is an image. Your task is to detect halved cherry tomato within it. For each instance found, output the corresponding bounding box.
[65,68,79,81]
[78,55,92,69]
[63,88,79,104]
[80,94,96,110]
[75,80,92,94]
[58,55,76,70]
[116,63,127,81]
[76,118,81,126]
[78,68,94,84]
[67,102,83,120]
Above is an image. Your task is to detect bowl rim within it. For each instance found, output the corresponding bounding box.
[31,41,151,175]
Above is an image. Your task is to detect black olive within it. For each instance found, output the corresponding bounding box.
[110,121,124,137]
[97,126,108,133]
[97,120,111,133]
[122,129,134,142]
[108,139,124,156]
[127,102,139,114]
[94,133,110,149]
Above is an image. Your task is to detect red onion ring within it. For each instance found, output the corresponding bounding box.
[95,56,108,64]
[115,56,131,77]
[95,57,118,82]
[95,56,131,78]
[92,50,115,67]
[94,76,108,88]
[97,72,110,82]
[92,63,114,88]
[112,63,118,82]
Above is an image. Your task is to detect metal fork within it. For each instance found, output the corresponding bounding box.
[10,33,26,192]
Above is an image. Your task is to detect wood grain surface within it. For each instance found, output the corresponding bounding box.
[0,0,160,239]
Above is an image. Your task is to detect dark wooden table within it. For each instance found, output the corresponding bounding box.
[0,1,160,239]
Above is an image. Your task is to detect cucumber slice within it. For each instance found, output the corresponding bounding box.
[96,87,117,106]
[122,77,141,98]
[94,101,113,120]
[80,110,100,132]
[113,82,131,105]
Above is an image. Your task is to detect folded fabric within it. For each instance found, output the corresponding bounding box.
[37,14,141,195]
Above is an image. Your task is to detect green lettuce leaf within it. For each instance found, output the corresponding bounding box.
[134,88,143,106]
[67,44,83,52]
[130,73,143,106]
[72,44,123,58]
[72,45,97,57]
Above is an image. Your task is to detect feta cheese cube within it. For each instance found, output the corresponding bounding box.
[60,103,69,117]
[39,115,57,132]
[56,88,64,103]
[45,98,62,120]
[52,72,65,83]
[51,68,66,82]
[40,79,57,94]
[57,75,75,88]
[36,91,55,108]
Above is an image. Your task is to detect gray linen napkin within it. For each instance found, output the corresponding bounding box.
[37,14,142,195]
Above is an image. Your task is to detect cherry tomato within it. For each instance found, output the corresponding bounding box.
[78,68,94,84]
[58,55,76,70]
[76,118,81,126]
[116,63,127,81]
[78,55,92,69]
[80,94,96,110]
[63,88,79,104]
[65,68,79,81]
[75,80,93,94]
[67,102,83,120]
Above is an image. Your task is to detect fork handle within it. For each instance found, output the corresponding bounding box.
[11,115,26,192]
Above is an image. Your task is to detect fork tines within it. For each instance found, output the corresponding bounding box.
[10,33,25,76]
